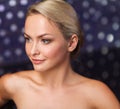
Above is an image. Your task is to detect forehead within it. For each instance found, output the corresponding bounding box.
[24,14,62,37]
[25,14,54,31]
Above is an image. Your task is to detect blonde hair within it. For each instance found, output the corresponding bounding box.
[26,0,84,60]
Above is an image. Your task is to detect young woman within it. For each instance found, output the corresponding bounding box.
[0,0,119,109]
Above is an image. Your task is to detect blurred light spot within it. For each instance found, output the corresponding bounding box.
[83,23,90,31]
[4,50,11,57]
[9,0,17,7]
[15,48,22,56]
[0,18,2,24]
[10,24,18,32]
[18,35,25,43]
[89,7,96,15]
[95,0,108,6]
[112,22,119,31]
[86,34,93,42]
[101,17,108,25]
[20,0,28,5]
[102,71,109,79]
[82,0,90,8]
[3,38,11,45]
[109,5,116,13]
[17,10,24,18]
[114,40,120,48]
[0,4,5,12]
[93,11,102,21]
[0,30,7,37]
[0,56,4,62]
[21,27,24,33]
[97,32,105,40]
[101,46,109,55]
[101,0,108,6]
[6,12,13,20]
[106,34,114,43]
[86,45,94,53]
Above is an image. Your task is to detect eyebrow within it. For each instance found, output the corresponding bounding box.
[24,32,52,38]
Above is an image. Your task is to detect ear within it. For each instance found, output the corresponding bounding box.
[68,34,78,52]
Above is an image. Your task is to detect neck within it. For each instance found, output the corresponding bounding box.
[34,61,75,88]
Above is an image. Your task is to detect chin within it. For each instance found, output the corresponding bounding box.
[33,65,47,73]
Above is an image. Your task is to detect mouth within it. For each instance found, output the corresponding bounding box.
[31,58,45,64]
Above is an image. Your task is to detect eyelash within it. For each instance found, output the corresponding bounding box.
[24,36,52,44]
[41,39,51,44]
[24,37,31,42]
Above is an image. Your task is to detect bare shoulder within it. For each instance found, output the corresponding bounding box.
[78,76,120,109]
[0,73,18,103]
[0,70,34,106]
[0,73,16,94]
[0,70,33,94]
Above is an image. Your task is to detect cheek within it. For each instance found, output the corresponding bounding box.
[43,44,68,58]
[25,44,30,56]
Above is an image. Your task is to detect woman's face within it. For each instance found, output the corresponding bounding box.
[24,14,71,72]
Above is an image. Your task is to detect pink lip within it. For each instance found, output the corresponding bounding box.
[31,59,45,64]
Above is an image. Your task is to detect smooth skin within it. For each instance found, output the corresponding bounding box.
[0,14,119,109]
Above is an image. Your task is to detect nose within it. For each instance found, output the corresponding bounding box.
[30,42,40,56]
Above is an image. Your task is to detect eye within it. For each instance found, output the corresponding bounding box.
[24,37,31,43]
[41,39,51,44]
